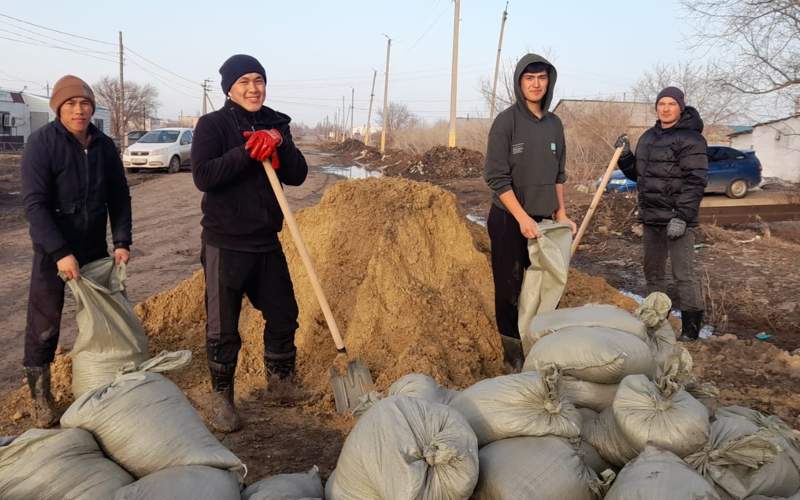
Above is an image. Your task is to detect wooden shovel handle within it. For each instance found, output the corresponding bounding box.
[262,160,346,352]
[571,146,624,257]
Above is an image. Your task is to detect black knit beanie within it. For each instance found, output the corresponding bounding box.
[219,54,267,95]
[656,86,685,112]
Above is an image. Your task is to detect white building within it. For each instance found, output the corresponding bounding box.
[729,114,800,182]
[0,88,111,150]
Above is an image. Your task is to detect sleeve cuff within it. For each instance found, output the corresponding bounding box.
[113,242,131,250]
[50,245,71,262]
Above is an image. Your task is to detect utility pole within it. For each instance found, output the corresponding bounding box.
[334,109,339,141]
[119,31,126,146]
[448,0,461,148]
[341,96,346,142]
[380,35,392,154]
[490,2,508,120]
[350,88,355,140]
[365,69,377,146]
[46,81,49,97]
[201,80,208,115]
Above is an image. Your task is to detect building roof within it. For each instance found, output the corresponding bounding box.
[727,114,800,137]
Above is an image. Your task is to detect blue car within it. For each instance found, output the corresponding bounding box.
[603,145,762,199]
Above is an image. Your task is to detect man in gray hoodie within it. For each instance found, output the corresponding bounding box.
[484,54,576,366]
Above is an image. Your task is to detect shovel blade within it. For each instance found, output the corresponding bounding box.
[330,358,374,414]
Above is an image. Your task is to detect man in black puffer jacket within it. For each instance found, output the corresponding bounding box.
[615,87,707,340]
[191,54,308,432]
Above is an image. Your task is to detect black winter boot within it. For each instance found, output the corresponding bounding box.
[25,365,59,428]
[500,335,525,373]
[264,349,303,403]
[208,361,241,432]
[679,310,704,341]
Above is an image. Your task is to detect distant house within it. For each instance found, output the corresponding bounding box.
[0,88,111,150]
[729,114,800,182]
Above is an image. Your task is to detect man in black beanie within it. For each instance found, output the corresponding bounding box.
[615,87,708,341]
[191,54,308,432]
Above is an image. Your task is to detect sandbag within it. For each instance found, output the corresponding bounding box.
[516,222,572,337]
[0,428,133,500]
[580,407,638,468]
[522,304,647,354]
[746,493,800,500]
[605,445,719,499]
[524,326,656,384]
[687,380,721,417]
[686,415,800,499]
[579,439,613,475]
[328,395,479,500]
[242,466,324,500]
[68,257,149,397]
[114,465,241,500]
[472,436,614,500]
[388,373,457,405]
[60,351,245,479]
[559,376,618,412]
[612,373,709,458]
[449,367,581,446]
[716,406,800,470]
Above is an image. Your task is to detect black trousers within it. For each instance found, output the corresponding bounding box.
[487,204,544,340]
[643,224,703,312]
[201,242,299,366]
[24,249,104,367]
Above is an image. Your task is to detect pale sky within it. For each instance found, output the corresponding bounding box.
[0,1,701,127]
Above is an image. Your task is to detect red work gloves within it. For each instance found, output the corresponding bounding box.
[243,129,282,168]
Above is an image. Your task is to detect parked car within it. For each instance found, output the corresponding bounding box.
[601,145,762,199]
[126,130,148,145]
[122,128,193,173]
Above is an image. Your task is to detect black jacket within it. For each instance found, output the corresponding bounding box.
[191,100,308,252]
[22,120,132,263]
[484,53,567,218]
[618,106,708,226]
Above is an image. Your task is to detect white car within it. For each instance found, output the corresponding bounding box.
[122,128,193,173]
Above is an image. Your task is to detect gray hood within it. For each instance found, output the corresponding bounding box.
[514,53,558,120]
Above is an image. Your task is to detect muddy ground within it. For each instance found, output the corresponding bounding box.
[0,138,797,484]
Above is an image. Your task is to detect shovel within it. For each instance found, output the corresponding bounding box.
[571,146,624,256]
[262,158,374,413]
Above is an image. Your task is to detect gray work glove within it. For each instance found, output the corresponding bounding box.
[614,134,631,156]
[666,218,687,239]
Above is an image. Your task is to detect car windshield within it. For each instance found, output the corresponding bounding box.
[137,130,180,143]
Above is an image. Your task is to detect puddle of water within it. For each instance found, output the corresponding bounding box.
[466,214,487,227]
[320,164,381,179]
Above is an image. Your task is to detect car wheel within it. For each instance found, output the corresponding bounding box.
[168,155,181,174]
[726,179,748,199]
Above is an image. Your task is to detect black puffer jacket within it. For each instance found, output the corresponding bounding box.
[618,106,708,226]
[22,120,132,263]
[191,100,308,252]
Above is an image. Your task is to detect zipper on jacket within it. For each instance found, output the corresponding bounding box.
[82,146,90,231]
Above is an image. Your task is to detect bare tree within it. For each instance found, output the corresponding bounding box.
[632,61,753,124]
[683,0,799,98]
[93,77,160,138]
[479,57,518,113]
[376,102,419,145]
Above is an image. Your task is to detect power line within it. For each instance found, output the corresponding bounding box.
[0,21,116,54]
[125,46,199,86]
[0,34,118,64]
[0,12,115,46]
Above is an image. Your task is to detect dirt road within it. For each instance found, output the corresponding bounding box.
[0,142,341,394]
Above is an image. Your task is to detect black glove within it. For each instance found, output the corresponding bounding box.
[666,218,687,239]
[614,134,631,156]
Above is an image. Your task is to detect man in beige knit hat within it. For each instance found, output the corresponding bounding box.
[21,74,132,426]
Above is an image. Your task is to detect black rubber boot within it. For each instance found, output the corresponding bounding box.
[500,335,525,373]
[679,310,704,341]
[208,361,241,432]
[25,365,59,428]
[264,349,303,403]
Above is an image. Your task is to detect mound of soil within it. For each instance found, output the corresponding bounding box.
[386,146,484,181]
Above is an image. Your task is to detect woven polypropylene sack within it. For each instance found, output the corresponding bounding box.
[605,445,719,499]
[60,351,245,479]
[68,258,149,397]
[328,396,479,500]
[516,222,572,337]
[716,406,800,471]
[579,439,613,475]
[242,466,324,500]
[113,465,241,500]
[449,368,581,446]
[580,407,639,468]
[524,326,656,384]
[0,428,133,500]
[559,376,618,412]
[686,415,800,499]
[522,304,647,354]
[472,436,614,500]
[612,374,709,458]
[388,373,457,405]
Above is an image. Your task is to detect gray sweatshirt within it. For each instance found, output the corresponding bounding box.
[484,53,566,217]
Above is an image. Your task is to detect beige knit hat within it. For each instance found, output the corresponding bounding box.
[50,75,95,115]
